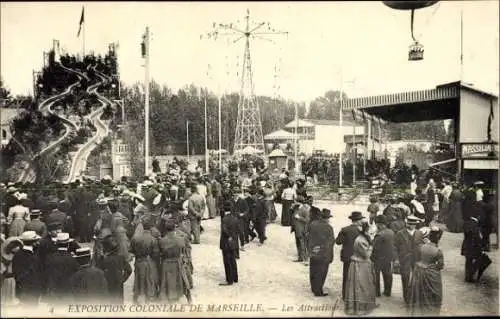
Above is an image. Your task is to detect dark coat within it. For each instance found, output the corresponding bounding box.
[394,228,425,273]
[24,219,48,238]
[12,248,43,302]
[98,249,132,303]
[45,249,80,300]
[335,224,361,263]
[232,197,249,218]
[220,213,240,251]
[371,227,396,266]
[252,196,267,221]
[461,219,482,257]
[309,205,321,223]
[308,219,335,263]
[70,265,109,303]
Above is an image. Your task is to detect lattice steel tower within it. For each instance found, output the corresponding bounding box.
[205,9,287,154]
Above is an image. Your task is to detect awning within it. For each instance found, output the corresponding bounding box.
[429,158,456,167]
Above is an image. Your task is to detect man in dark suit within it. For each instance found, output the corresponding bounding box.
[372,215,395,297]
[44,233,80,304]
[231,186,249,251]
[335,211,363,300]
[12,231,43,305]
[219,200,240,286]
[394,215,425,306]
[70,247,109,303]
[462,216,491,282]
[308,208,335,297]
[306,196,321,223]
[253,189,268,244]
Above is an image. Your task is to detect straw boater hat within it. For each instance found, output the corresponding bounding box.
[55,232,73,244]
[1,237,23,261]
[74,247,92,259]
[30,209,41,217]
[19,231,41,243]
[406,215,423,225]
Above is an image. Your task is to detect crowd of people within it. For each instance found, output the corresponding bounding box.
[0,157,497,316]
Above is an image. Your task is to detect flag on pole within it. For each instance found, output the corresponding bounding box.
[487,99,494,141]
[77,7,85,37]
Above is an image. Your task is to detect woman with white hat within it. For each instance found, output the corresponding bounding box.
[7,194,30,237]
[1,237,23,305]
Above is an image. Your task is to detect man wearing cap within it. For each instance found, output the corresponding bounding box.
[12,231,43,305]
[130,216,160,304]
[159,217,190,303]
[220,200,240,286]
[187,184,205,244]
[70,247,109,303]
[24,209,47,238]
[243,186,258,242]
[372,215,395,297]
[99,229,132,304]
[394,215,425,306]
[308,208,335,297]
[336,211,363,300]
[44,233,79,303]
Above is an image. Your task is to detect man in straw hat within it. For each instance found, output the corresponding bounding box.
[70,247,108,304]
[394,215,425,306]
[308,208,335,297]
[336,211,364,300]
[44,233,79,303]
[12,231,42,305]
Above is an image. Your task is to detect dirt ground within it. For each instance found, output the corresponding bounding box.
[2,201,498,318]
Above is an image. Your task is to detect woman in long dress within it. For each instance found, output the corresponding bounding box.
[7,197,30,237]
[280,182,296,227]
[409,227,444,316]
[1,237,23,306]
[447,184,464,233]
[344,221,378,316]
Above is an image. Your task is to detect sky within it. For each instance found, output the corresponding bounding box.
[1,1,499,103]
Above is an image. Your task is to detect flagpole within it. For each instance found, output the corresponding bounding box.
[204,89,209,174]
[218,90,222,172]
[144,26,150,176]
[82,6,85,59]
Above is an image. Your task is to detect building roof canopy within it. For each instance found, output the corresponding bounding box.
[339,81,498,123]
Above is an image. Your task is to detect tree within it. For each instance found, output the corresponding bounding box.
[308,90,349,120]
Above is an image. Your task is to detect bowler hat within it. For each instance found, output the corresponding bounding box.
[374,215,387,225]
[321,208,332,218]
[348,211,364,221]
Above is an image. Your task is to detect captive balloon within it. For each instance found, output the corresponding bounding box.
[382,1,439,11]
